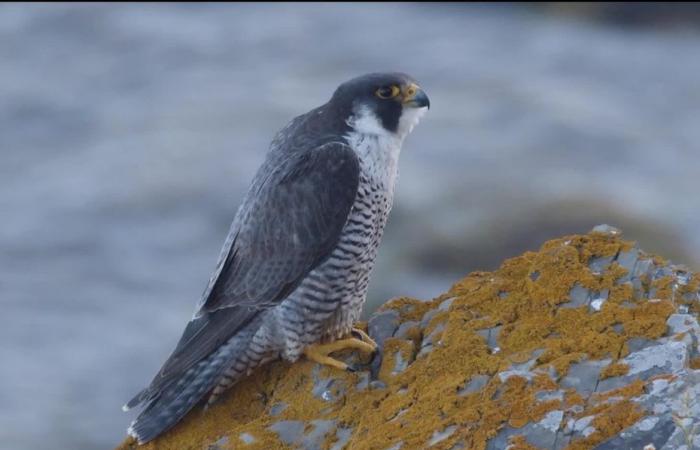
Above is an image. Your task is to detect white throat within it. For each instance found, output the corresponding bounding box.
[344,105,426,191]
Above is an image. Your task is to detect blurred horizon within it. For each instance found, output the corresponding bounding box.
[1,3,699,449]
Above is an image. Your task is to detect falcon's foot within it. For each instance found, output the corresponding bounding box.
[304,338,376,371]
[351,327,378,351]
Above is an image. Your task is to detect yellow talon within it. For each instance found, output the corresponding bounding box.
[304,338,376,371]
[351,327,378,350]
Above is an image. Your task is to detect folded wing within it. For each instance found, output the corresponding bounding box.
[127,142,360,408]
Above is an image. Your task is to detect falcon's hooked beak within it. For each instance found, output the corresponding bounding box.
[401,83,430,109]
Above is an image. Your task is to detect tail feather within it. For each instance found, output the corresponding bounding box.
[123,388,148,412]
[126,341,250,444]
[127,363,210,443]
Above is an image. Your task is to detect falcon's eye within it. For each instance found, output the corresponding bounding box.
[375,85,400,99]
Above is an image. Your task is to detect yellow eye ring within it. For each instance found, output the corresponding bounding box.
[376,85,400,99]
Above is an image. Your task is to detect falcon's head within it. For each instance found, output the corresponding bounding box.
[328,72,430,140]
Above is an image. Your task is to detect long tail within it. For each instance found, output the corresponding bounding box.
[125,336,255,444]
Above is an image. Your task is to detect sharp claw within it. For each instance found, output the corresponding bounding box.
[350,327,378,350]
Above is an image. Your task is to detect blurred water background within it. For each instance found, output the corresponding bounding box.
[1,3,699,449]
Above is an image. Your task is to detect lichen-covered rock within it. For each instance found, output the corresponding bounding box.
[116,227,700,450]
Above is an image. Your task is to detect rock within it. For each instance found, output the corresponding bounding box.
[437,297,455,312]
[206,436,229,449]
[627,337,660,353]
[458,375,490,396]
[590,224,622,235]
[368,310,401,346]
[116,228,700,450]
[589,256,615,274]
[267,420,337,450]
[476,325,501,352]
[301,420,336,450]
[330,428,352,450]
[616,247,640,283]
[595,414,676,450]
[269,420,304,446]
[368,310,401,377]
[622,341,688,378]
[562,282,591,309]
[561,359,611,396]
[391,350,410,375]
[527,410,563,448]
[269,402,287,417]
[238,432,254,445]
[393,320,419,340]
[417,322,445,359]
[420,308,440,329]
[428,425,457,446]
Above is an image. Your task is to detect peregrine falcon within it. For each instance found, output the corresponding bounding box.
[123,72,430,443]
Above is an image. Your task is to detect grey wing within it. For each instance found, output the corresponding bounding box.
[127,142,360,408]
[202,143,362,313]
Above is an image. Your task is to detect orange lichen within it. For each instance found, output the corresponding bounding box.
[564,389,586,409]
[649,373,678,384]
[651,276,676,301]
[593,379,646,403]
[689,357,700,370]
[564,381,647,449]
[600,363,630,380]
[566,400,644,450]
[115,231,687,450]
[379,296,431,322]
[533,372,558,391]
[377,338,416,380]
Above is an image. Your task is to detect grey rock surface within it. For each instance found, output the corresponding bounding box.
[368,309,401,377]
[118,231,700,450]
[491,239,700,450]
[458,375,490,396]
[563,283,591,309]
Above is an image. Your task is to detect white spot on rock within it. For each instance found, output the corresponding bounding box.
[573,415,594,433]
[537,410,563,433]
[428,425,457,446]
[582,426,596,437]
[650,378,670,395]
[623,341,688,376]
[636,416,659,432]
[591,298,606,311]
[239,432,255,444]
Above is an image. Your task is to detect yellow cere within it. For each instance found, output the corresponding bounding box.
[405,84,417,99]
